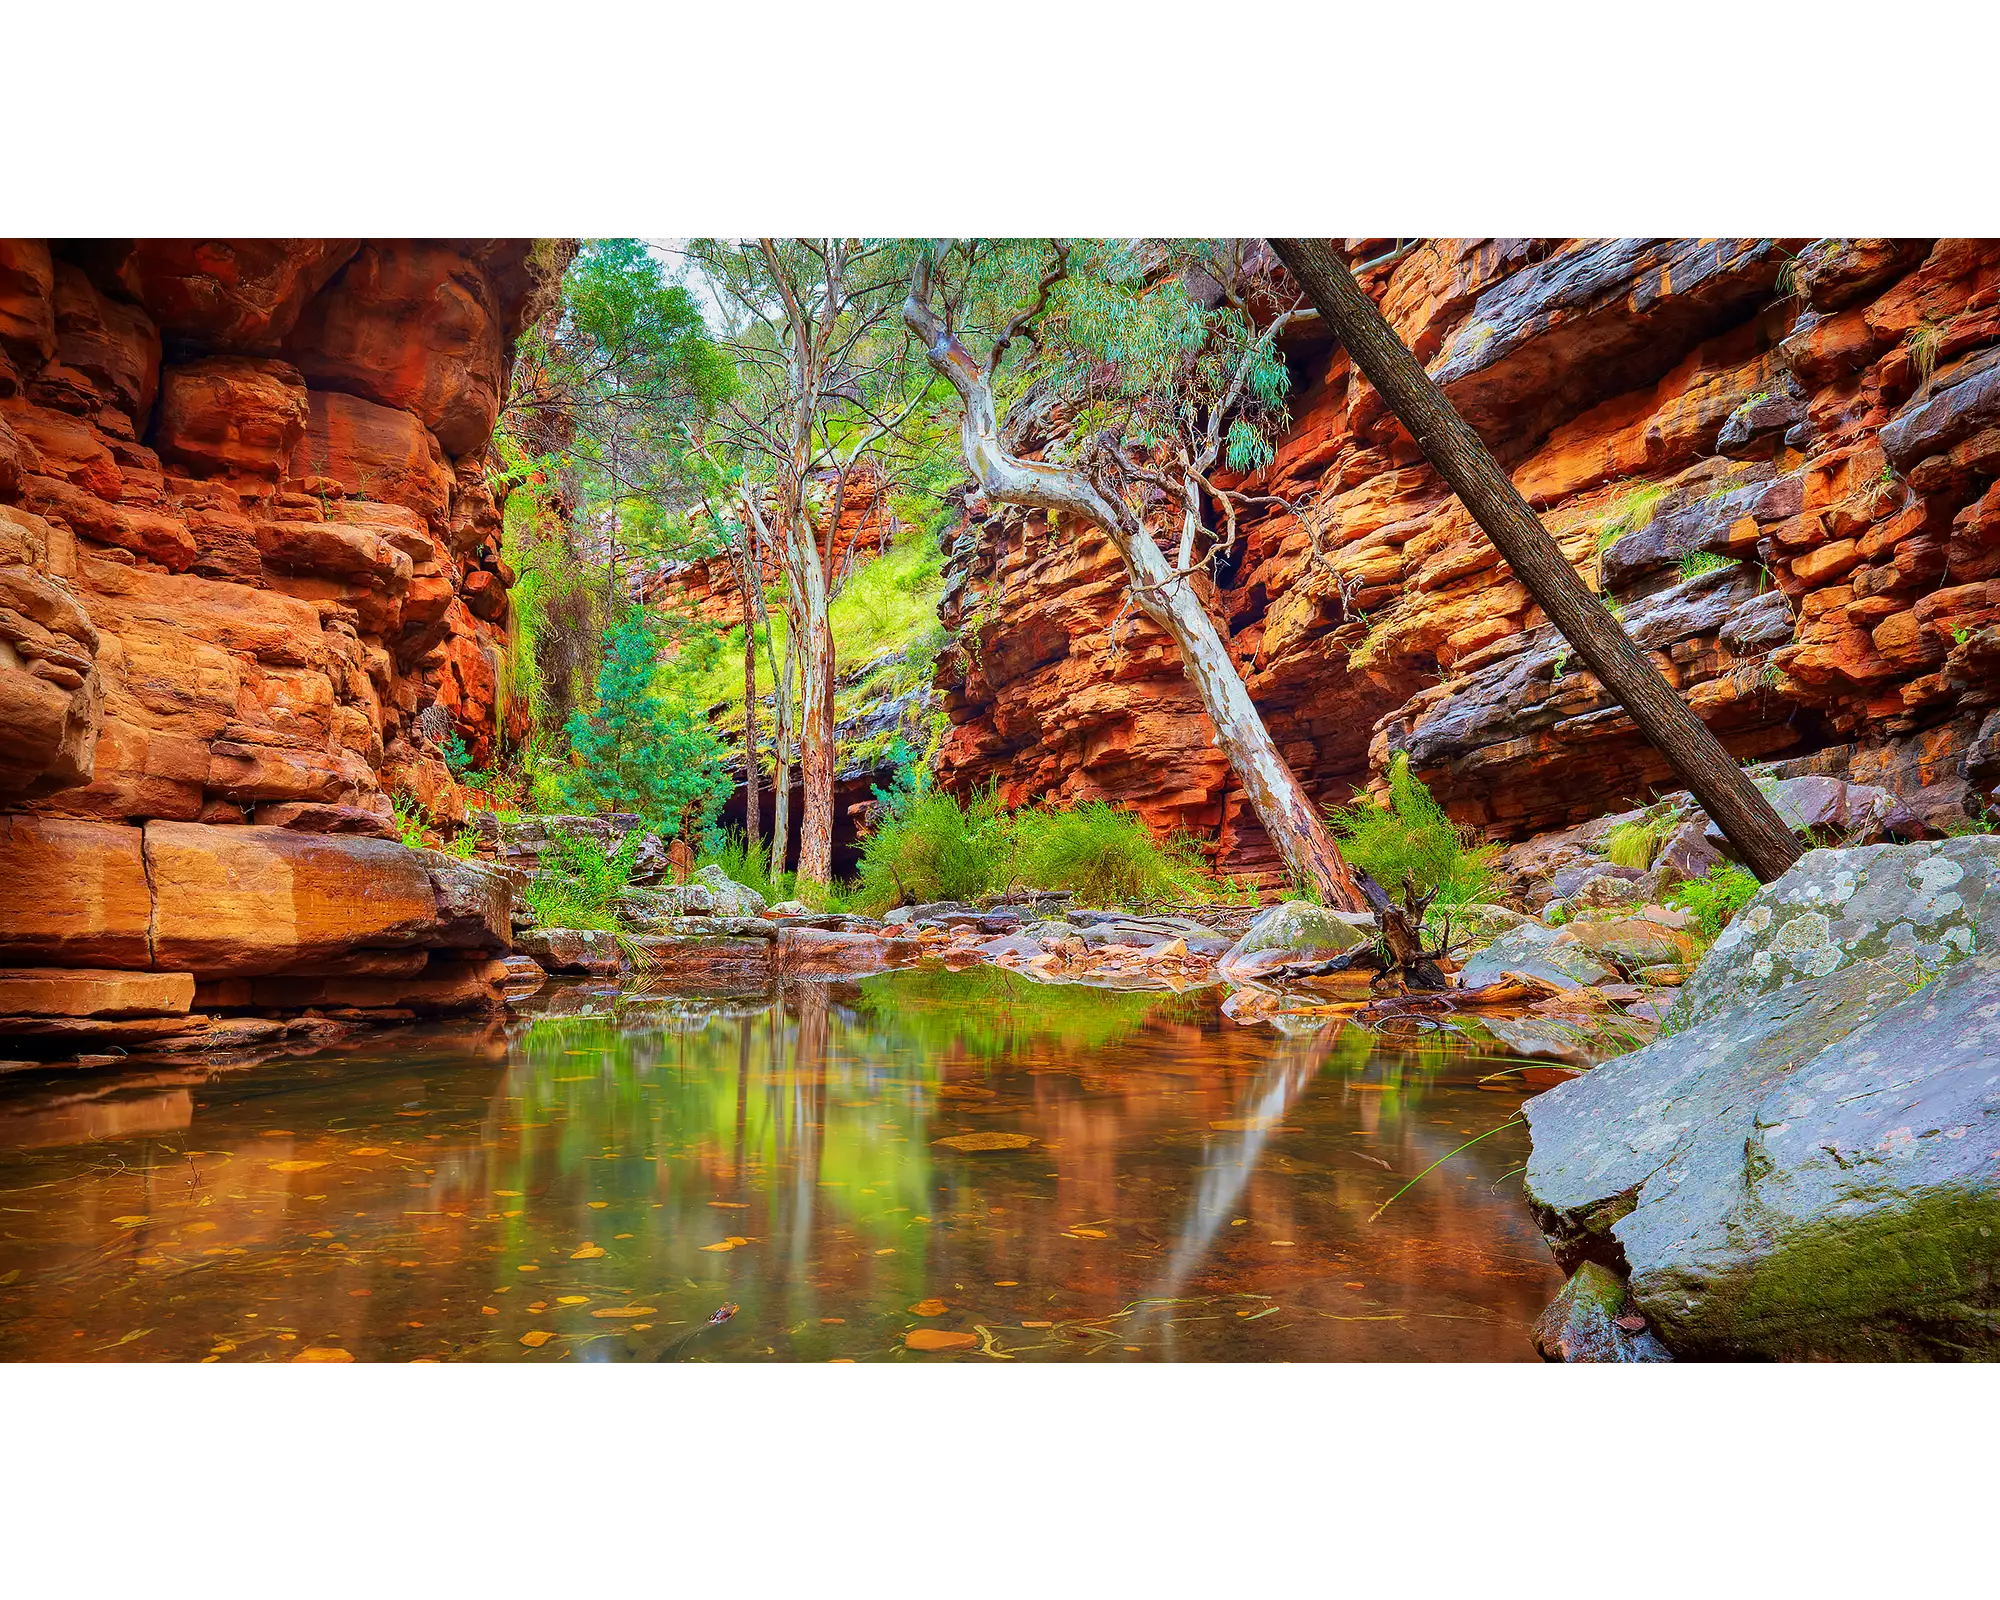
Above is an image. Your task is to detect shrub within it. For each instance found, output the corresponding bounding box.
[852,785,1013,911]
[390,794,429,850]
[1010,801,1210,907]
[698,829,778,903]
[1666,862,1760,940]
[524,830,637,932]
[1326,752,1498,908]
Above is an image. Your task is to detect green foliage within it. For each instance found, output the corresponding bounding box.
[1028,239,1296,481]
[1678,550,1737,583]
[850,787,1212,913]
[440,728,474,777]
[524,830,637,933]
[440,827,480,860]
[1666,862,1761,940]
[697,829,778,904]
[390,794,428,850]
[852,785,1015,911]
[1604,818,1666,869]
[1595,482,1666,556]
[1010,802,1210,907]
[1326,753,1498,908]
[559,614,731,841]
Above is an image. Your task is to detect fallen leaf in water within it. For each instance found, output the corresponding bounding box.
[994,1280,1018,1287]
[209,1342,236,1354]
[1067,1228,1109,1240]
[133,1255,165,1266]
[1209,1117,1281,1132]
[909,1298,948,1316]
[934,1132,1033,1152]
[589,1306,658,1319]
[294,1347,353,1362]
[527,1302,548,1312]
[519,1331,555,1347]
[935,1084,996,1099]
[874,1248,896,1256]
[268,1160,326,1173]
[557,1295,590,1306]
[349,1147,388,1156]
[904,1329,978,1352]
[183,1222,217,1234]
[349,1289,372,1298]
[1021,1320,1053,1328]
[707,1201,748,1208]
[1343,1282,1365,1289]
[587,1201,609,1209]
[516,1264,539,1272]
[307,1230,333,1239]
[570,1245,606,1260]
[111,1216,149,1227]
[258,1130,294,1138]
[1269,1240,1296,1247]
[480,1306,498,1316]
[820,1317,846,1325]
[395,1111,428,1118]
[494,1190,522,1198]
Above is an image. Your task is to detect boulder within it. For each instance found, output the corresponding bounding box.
[1525,837,2000,1359]
[1702,775,1897,852]
[253,801,399,839]
[693,864,767,917]
[1457,923,1613,991]
[516,927,623,977]
[627,933,775,989]
[1553,915,1699,976]
[1217,901,1372,981]
[1532,1262,1674,1363]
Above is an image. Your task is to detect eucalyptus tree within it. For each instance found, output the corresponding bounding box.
[690,238,932,887]
[903,239,1369,910]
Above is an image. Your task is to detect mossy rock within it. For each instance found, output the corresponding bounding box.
[1525,838,2000,1359]
[1218,901,1371,981]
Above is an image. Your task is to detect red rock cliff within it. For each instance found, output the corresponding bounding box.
[0,238,547,823]
[935,238,2000,880]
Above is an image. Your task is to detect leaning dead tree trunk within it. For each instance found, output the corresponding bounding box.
[1269,238,1805,884]
[904,255,1369,912]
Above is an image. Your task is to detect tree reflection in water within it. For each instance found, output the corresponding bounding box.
[0,970,1559,1362]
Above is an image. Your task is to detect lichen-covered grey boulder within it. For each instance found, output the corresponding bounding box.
[1524,837,2000,1359]
[1457,922,1613,990]
[1217,901,1370,981]
[693,864,767,918]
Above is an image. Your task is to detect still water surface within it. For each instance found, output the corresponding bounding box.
[0,969,1560,1361]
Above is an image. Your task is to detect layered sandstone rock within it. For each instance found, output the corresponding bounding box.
[0,237,549,824]
[933,238,2000,879]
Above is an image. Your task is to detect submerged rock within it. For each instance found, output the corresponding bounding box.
[1532,1261,1674,1363]
[1525,837,2000,1359]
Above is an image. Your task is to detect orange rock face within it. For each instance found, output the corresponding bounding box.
[935,238,2000,874]
[0,238,546,817]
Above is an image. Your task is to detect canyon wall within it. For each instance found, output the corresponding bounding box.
[0,238,547,827]
[934,238,2000,881]
[0,240,546,1056]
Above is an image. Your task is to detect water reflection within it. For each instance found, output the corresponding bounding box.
[0,969,1559,1362]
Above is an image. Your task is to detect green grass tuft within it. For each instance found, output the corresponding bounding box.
[1604,818,1665,870]
[1677,550,1737,583]
[1665,862,1760,940]
[523,831,636,932]
[1010,801,1211,907]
